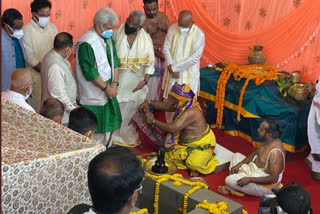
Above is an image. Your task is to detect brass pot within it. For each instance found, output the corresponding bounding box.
[248,45,266,65]
[290,72,301,83]
[292,83,308,101]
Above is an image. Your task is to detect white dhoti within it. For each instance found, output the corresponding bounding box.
[93,132,113,149]
[225,152,283,197]
[112,24,155,147]
[306,79,320,180]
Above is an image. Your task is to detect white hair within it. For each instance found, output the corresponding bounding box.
[129,10,146,25]
[93,8,119,26]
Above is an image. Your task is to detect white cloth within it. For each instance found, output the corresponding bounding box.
[112,25,154,147]
[307,77,320,173]
[22,19,58,112]
[2,90,35,113]
[225,150,285,197]
[162,23,205,97]
[75,28,112,106]
[93,132,112,149]
[41,50,77,124]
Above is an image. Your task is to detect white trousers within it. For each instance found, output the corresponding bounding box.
[225,153,273,197]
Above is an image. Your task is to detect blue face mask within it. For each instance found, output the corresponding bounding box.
[101,25,113,39]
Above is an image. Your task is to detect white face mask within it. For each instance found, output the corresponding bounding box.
[6,24,24,39]
[35,13,50,27]
[179,27,190,34]
[25,87,32,100]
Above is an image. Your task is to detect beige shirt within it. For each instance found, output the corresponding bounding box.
[22,19,58,67]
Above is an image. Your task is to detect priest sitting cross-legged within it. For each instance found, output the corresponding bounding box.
[139,82,218,176]
[217,119,286,197]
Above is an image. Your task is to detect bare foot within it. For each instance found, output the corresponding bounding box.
[217,186,231,195]
[190,170,199,177]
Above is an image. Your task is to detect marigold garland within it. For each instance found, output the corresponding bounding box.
[129,208,148,214]
[146,173,208,214]
[195,200,229,214]
[215,64,277,127]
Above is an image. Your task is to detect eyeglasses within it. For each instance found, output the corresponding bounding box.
[134,185,143,194]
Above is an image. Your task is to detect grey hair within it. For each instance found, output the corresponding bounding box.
[93,8,119,26]
[129,10,146,25]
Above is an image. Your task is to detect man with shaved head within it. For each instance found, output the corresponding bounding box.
[162,10,205,99]
[41,32,78,124]
[2,68,35,112]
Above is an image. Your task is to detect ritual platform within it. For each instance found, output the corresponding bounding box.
[199,67,311,152]
[1,99,105,214]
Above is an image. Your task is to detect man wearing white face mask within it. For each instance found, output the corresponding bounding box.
[41,32,78,125]
[162,10,205,99]
[2,68,35,113]
[1,9,26,92]
[22,0,58,113]
[75,8,122,148]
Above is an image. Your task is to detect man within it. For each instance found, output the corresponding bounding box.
[67,147,144,214]
[142,0,170,101]
[22,0,58,112]
[259,183,312,214]
[1,9,26,92]
[274,183,312,214]
[41,32,78,124]
[217,119,286,197]
[75,8,122,148]
[68,107,97,139]
[162,10,205,99]
[140,83,218,176]
[112,10,154,147]
[306,76,320,181]
[40,98,64,124]
[2,68,35,112]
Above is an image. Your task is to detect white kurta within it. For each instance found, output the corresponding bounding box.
[2,90,35,113]
[307,77,320,174]
[112,25,155,147]
[163,23,205,96]
[22,20,58,112]
[41,50,77,124]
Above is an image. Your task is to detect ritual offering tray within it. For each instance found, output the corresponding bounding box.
[144,157,177,175]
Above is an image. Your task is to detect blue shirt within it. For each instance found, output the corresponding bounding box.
[1,29,26,91]
[13,38,25,69]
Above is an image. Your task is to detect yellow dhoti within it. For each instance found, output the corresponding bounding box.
[165,127,218,174]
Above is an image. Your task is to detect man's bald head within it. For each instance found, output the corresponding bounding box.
[178,10,193,28]
[10,69,33,92]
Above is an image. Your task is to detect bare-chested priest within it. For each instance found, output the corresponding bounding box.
[142,0,170,101]
[140,83,218,176]
[218,119,286,197]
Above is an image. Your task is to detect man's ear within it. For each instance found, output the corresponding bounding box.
[266,132,272,139]
[53,115,62,124]
[85,130,94,139]
[128,191,139,208]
